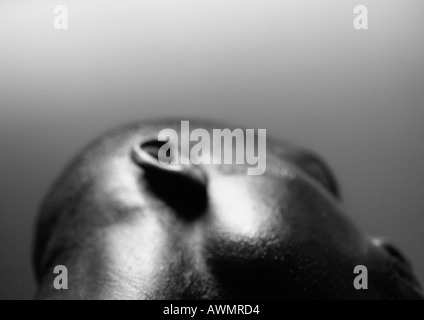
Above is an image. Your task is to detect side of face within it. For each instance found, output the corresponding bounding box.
[33,120,423,299]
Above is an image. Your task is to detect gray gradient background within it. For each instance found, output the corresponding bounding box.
[0,0,423,299]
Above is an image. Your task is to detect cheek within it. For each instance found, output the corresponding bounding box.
[203,173,365,265]
[205,173,335,241]
[206,175,287,240]
[203,175,293,270]
[199,175,372,298]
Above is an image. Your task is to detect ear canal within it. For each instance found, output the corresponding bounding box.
[131,139,208,220]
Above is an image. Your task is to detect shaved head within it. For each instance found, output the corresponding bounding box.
[33,120,423,299]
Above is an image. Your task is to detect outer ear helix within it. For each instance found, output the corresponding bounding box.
[131,138,184,173]
[131,138,208,188]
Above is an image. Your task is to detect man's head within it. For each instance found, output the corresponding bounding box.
[33,120,423,299]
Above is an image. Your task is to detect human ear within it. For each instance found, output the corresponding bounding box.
[131,138,208,219]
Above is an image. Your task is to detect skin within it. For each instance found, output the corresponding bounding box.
[33,120,423,299]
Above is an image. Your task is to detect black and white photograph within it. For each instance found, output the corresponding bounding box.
[0,0,423,303]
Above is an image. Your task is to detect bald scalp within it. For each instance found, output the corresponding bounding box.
[33,119,264,281]
[33,121,151,282]
[32,120,424,300]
